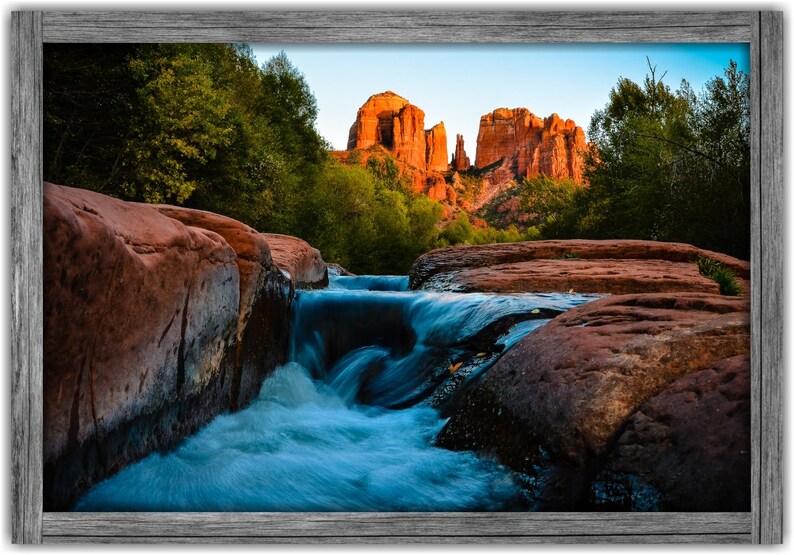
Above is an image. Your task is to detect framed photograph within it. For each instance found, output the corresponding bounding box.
[11,9,782,544]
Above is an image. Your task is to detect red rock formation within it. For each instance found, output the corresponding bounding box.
[391,103,426,168]
[347,91,410,151]
[425,123,448,172]
[475,108,587,183]
[451,134,471,171]
[347,91,447,172]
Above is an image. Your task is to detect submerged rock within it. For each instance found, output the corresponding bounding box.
[436,292,750,509]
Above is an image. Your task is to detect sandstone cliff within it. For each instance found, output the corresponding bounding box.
[475,108,586,183]
[43,183,326,510]
[347,91,448,173]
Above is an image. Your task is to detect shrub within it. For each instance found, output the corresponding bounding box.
[697,256,743,296]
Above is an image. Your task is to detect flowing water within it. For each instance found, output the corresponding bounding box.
[76,276,597,511]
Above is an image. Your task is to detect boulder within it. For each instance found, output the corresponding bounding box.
[261,233,328,288]
[410,239,750,293]
[436,293,750,509]
[152,206,292,408]
[591,355,750,511]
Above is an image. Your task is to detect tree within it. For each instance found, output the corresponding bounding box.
[556,59,750,259]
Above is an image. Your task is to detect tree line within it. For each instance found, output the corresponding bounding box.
[44,45,750,275]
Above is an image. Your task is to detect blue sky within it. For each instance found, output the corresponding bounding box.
[251,43,749,154]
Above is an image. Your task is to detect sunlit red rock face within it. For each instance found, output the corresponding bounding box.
[475,108,586,183]
[347,91,448,172]
[451,134,471,172]
[425,123,448,172]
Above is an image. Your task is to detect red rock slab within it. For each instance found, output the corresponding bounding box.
[262,233,328,288]
[595,355,750,511]
[431,258,721,295]
[410,239,750,290]
[437,292,750,507]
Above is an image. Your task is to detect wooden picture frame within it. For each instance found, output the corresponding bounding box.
[11,10,783,544]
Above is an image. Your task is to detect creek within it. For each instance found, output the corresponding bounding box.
[76,275,596,511]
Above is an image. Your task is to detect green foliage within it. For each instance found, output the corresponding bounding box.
[440,213,475,245]
[42,44,534,275]
[519,175,579,232]
[366,155,411,192]
[439,213,536,247]
[548,59,750,259]
[347,149,362,166]
[552,253,581,259]
[294,161,444,274]
[697,256,743,296]
[124,45,235,203]
[44,44,326,226]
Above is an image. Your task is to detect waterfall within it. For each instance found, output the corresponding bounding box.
[75,275,596,511]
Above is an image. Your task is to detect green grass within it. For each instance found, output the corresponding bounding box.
[552,253,582,260]
[697,256,743,296]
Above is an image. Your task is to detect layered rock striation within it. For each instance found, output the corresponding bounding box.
[410,239,750,293]
[347,91,448,173]
[475,108,587,183]
[43,183,326,510]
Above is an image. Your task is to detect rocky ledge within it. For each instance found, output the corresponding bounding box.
[410,239,750,294]
[43,183,326,510]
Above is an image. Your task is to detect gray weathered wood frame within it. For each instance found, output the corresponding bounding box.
[10,10,783,544]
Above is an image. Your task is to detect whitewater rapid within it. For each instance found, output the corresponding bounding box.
[76,275,596,511]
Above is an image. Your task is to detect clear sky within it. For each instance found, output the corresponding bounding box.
[251,43,749,155]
